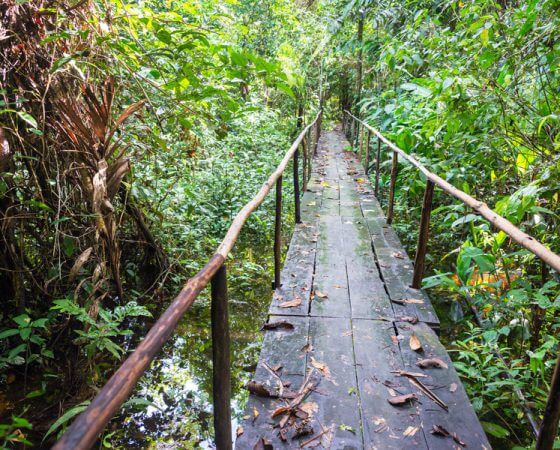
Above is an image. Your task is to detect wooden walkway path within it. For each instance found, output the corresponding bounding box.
[236,128,490,449]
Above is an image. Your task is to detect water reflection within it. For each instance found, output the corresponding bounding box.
[109,253,273,449]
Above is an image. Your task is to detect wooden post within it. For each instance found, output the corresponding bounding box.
[211,265,232,450]
[273,176,282,289]
[294,148,301,223]
[386,151,398,224]
[302,134,308,193]
[364,130,371,171]
[358,124,364,156]
[537,354,560,450]
[374,137,381,197]
[412,180,435,289]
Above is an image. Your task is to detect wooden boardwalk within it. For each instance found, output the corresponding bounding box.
[236,128,490,449]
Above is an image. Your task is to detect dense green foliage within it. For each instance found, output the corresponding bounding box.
[1,0,560,447]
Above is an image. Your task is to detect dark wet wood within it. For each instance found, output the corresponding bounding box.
[237,128,489,450]
[211,265,232,450]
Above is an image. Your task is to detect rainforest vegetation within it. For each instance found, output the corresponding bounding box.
[1,0,559,448]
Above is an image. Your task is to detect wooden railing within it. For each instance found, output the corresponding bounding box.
[53,110,323,450]
[344,110,560,450]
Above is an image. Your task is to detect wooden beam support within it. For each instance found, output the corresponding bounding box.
[412,180,434,289]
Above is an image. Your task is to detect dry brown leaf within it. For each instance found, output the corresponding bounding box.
[262,320,295,331]
[431,424,450,437]
[236,426,244,437]
[409,333,423,352]
[387,393,417,406]
[401,298,424,304]
[399,316,419,324]
[452,432,467,447]
[392,251,405,259]
[315,291,328,299]
[403,426,419,437]
[271,405,290,418]
[301,343,313,353]
[246,380,278,398]
[300,401,318,416]
[417,358,448,369]
[252,406,259,422]
[279,296,302,308]
[69,247,93,281]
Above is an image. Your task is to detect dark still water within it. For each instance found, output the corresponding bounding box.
[108,249,274,449]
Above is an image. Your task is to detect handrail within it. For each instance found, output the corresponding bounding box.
[54,109,322,450]
[344,110,560,450]
[344,110,560,274]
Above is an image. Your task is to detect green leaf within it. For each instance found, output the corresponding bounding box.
[44,401,90,440]
[481,421,510,438]
[0,329,19,340]
[13,314,31,327]
[17,112,38,128]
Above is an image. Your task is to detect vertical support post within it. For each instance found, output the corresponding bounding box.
[315,109,322,155]
[211,265,232,450]
[537,354,560,450]
[274,176,282,289]
[302,133,308,193]
[412,180,435,289]
[358,124,364,156]
[374,137,381,197]
[364,130,371,171]
[294,148,301,224]
[386,151,398,224]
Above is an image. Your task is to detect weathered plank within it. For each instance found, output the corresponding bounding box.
[305,316,362,449]
[353,319,427,449]
[310,215,351,318]
[235,315,309,449]
[395,321,491,449]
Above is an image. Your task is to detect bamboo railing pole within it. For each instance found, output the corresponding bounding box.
[412,180,434,289]
[211,264,232,450]
[537,355,560,449]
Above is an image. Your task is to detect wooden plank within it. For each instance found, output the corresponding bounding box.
[310,215,351,318]
[353,319,427,449]
[342,216,393,319]
[395,321,491,449]
[235,315,309,449]
[269,190,321,317]
[305,316,363,448]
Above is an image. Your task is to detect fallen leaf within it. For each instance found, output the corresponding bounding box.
[301,343,313,353]
[403,426,419,437]
[262,321,295,331]
[387,393,417,406]
[310,357,329,375]
[431,425,450,437]
[409,333,423,352]
[300,401,319,416]
[401,298,424,304]
[449,383,458,393]
[315,291,328,299]
[339,424,356,434]
[253,437,272,450]
[391,335,399,345]
[252,406,259,422]
[399,316,419,324]
[392,251,405,259]
[279,297,302,308]
[236,426,244,437]
[417,358,448,369]
[452,432,467,447]
[271,405,290,418]
[246,381,278,398]
[293,423,314,439]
